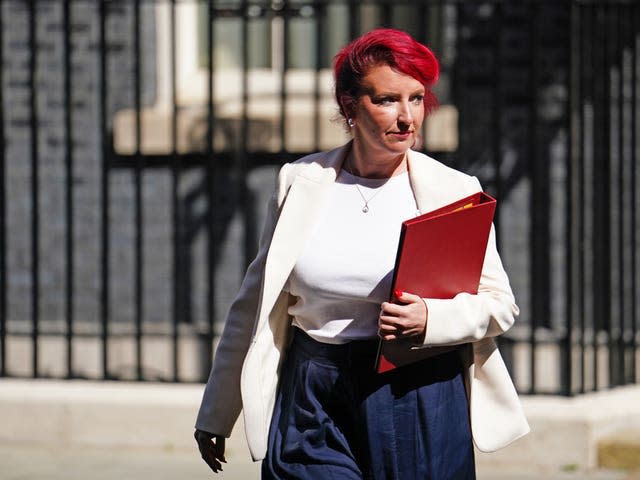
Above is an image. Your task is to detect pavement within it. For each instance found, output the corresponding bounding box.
[2,379,640,479]
[0,444,637,480]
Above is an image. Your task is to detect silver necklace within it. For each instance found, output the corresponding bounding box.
[353,182,386,213]
[346,156,389,213]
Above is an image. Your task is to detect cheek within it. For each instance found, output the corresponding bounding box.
[413,105,426,125]
[367,110,396,131]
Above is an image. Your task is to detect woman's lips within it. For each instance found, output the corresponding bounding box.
[388,131,413,139]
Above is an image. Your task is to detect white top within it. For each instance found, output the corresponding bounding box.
[286,169,419,344]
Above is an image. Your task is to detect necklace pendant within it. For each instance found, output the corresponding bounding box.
[362,205,369,213]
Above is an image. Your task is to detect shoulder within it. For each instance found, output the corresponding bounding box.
[278,151,329,184]
[274,143,348,193]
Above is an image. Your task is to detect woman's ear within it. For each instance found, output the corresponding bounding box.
[339,95,355,120]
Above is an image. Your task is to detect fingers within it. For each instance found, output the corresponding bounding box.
[195,430,227,474]
[392,289,422,304]
[379,291,427,340]
[378,321,424,340]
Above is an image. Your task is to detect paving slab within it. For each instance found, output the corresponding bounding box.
[0,445,636,480]
[599,429,640,471]
[2,379,640,478]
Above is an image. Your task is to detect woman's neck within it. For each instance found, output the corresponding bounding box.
[346,142,408,179]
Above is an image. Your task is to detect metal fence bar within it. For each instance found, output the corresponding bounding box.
[99,0,111,380]
[614,3,626,387]
[584,2,594,393]
[576,2,586,394]
[600,3,614,389]
[63,0,75,379]
[239,0,252,269]
[590,3,602,390]
[564,1,577,396]
[169,0,180,384]
[205,0,216,375]
[279,2,289,152]
[632,2,639,385]
[527,2,540,394]
[608,2,620,388]
[491,2,503,241]
[626,1,637,385]
[133,0,144,381]
[621,4,635,385]
[312,2,324,152]
[348,0,359,39]
[0,0,7,378]
[28,0,40,378]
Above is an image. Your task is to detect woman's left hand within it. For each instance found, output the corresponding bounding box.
[378,290,428,341]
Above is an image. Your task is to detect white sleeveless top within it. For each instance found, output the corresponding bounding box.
[286,169,419,344]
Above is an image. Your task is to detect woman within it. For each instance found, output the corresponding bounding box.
[195,28,529,479]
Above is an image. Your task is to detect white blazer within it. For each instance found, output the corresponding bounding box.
[196,143,530,461]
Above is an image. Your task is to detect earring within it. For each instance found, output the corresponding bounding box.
[347,118,355,128]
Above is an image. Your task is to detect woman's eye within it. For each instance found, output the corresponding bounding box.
[373,97,394,105]
[412,95,424,104]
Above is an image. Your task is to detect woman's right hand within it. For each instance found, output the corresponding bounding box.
[194,429,227,474]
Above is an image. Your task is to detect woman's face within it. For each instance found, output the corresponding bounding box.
[351,64,426,158]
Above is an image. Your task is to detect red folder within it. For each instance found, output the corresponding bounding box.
[375,191,496,373]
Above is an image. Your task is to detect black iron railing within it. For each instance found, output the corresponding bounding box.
[0,0,638,395]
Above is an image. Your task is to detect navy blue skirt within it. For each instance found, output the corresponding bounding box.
[262,329,475,480]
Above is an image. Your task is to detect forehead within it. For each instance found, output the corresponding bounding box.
[361,64,424,94]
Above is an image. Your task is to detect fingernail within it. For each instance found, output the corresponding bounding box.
[394,289,403,298]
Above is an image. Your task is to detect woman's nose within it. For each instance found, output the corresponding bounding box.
[398,101,413,125]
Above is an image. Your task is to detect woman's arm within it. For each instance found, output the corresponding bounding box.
[377,224,517,346]
[420,223,519,346]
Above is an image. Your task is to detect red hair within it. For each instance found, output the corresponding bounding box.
[333,28,439,118]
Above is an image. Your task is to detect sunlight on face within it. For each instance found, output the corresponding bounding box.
[352,64,426,159]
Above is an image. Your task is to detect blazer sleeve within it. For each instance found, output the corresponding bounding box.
[418,178,520,347]
[195,164,290,437]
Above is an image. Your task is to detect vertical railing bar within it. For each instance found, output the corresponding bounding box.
[240,0,252,270]
[133,0,144,381]
[240,0,249,158]
[63,0,75,379]
[564,0,577,396]
[624,1,635,385]
[615,2,626,386]
[279,1,289,153]
[416,0,428,51]
[381,0,392,27]
[527,2,540,394]
[592,3,611,391]
[312,2,324,152]
[602,2,614,389]
[170,0,180,383]
[0,0,8,377]
[28,0,40,379]
[608,1,620,388]
[631,1,638,384]
[590,3,599,392]
[578,1,587,394]
[417,0,429,149]
[99,0,110,380]
[205,0,216,375]
[348,0,359,39]
[492,2,503,243]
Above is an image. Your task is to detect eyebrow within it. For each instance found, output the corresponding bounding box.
[367,88,426,99]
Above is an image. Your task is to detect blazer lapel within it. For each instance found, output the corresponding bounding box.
[407,149,468,214]
[257,145,349,321]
